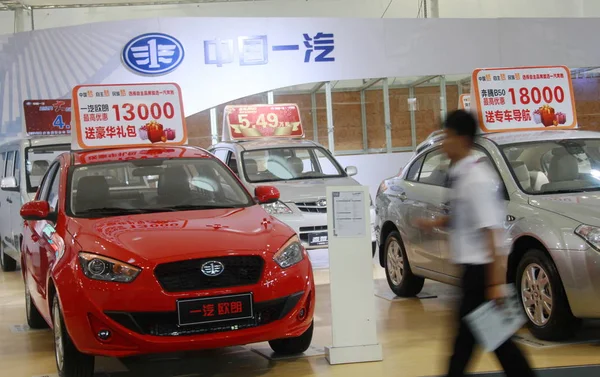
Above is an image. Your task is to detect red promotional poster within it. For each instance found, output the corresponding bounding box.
[23,99,72,136]
[224,104,304,140]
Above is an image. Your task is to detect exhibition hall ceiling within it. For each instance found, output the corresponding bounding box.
[0,0,269,9]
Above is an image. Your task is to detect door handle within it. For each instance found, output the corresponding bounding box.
[6,198,12,204]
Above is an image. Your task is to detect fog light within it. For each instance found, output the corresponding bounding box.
[97,329,111,340]
[298,308,306,320]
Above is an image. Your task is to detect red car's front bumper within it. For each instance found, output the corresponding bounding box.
[55,252,315,357]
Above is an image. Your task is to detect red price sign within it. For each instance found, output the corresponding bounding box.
[23,99,72,136]
[223,104,304,140]
[471,66,577,133]
[71,83,187,150]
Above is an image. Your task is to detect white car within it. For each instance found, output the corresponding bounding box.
[209,138,377,253]
[0,136,71,271]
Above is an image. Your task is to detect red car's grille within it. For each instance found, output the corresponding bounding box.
[105,292,304,337]
[154,256,264,292]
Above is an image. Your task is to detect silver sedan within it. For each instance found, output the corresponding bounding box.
[375,129,600,340]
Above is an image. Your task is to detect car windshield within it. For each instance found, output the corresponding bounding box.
[26,144,70,192]
[69,158,254,218]
[241,146,344,183]
[500,138,600,195]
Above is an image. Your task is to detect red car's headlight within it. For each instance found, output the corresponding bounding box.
[78,252,141,283]
[273,235,304,269]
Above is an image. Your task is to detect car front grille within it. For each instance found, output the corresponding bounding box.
[154,256,264,293]
[295,201,327,213]
[105,292,304,337]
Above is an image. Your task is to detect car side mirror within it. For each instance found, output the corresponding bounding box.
[345,166,358,176]
[20,200,52,221]
[0,177,18,192]
[255,186,280,204]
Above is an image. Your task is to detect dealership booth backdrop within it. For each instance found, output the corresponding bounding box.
[2,17,600,195]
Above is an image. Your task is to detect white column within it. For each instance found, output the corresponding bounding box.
[409,86,417,150]
[383,78,392,153]
[267,91,274,104]
[325,81,335,155]
[311,92,319,142]
[439,75,447,122]
[209,107,218,145]
[14,7,33,33]
[360,90,368,151]
[430,0,440,18]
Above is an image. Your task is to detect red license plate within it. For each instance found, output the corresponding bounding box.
[177,293,253,326]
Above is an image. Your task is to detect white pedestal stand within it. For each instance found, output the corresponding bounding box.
[325,186,383,365]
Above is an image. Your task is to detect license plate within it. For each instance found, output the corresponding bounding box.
[177,293,253,326]
[309,231,328,246]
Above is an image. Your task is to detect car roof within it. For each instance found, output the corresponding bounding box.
[216,138,320,151]
[71,146,213,165]
[0,135,71,148]
[480,129,600,145]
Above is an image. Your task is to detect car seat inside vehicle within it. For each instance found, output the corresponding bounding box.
[157,166,191,205]
[244,158,260,181]
[510,161,532,191]
[541,148,590,192]
[287,156,304,175]
[75,176,110,212]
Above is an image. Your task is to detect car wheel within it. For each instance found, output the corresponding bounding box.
[516,249,580,341]
[0,238,17,272]
[52,296,94,377]
[25,283,48,329]
[269,321,313,355]
[384,231,424,297]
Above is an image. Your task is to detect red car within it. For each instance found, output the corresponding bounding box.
[20,146,315,377]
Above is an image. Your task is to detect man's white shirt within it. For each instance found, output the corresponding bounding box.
[447,152,509,265]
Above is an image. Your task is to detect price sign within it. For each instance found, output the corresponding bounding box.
[472,66,577,133]
[459,94,471,111]
[71,83,187,150]
[23,99,72,136]
[223,104,304,140]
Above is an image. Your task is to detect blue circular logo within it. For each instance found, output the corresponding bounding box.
[122,33,184,75]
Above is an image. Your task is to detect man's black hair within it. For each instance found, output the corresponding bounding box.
[443,109,478,144]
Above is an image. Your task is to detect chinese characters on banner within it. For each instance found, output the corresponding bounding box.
[459,94,471,111]
[23,100,72,136]
[224,104,304,140]
[71,83,187,150]
[204,33,335,68]
[472,66,577,133]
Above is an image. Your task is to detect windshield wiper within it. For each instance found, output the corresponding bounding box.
[540,189,589,195]
[160,204,241,211]
[76,207,148,217]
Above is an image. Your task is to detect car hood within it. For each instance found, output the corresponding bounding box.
[251,177,361,202]
[67,206,293,264]
[528,192,600,227]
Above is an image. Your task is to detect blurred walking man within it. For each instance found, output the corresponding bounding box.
[417,110,536,377]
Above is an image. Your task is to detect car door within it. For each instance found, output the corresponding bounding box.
[10,149,23,251]
[2,150,15,251]
[0,151,7,249]
[25,162,59,305]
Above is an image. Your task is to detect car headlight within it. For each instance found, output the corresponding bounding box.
[575,225,600,251]
[78,252,141,283]
[274,236,304,268]
[261,200,293,215]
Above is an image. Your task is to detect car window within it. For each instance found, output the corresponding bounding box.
[69,158,254,218]
[14,150,20,187]
[406,155,425,181]
[5,151,14,177]
[418,149,450,187]
[212,149,229,162]
[39,162,59,201]
[242,146,344,183]
[0,152,5,178]
[227,154,239,175]
[47,169,60,213]
[26,144,70,193]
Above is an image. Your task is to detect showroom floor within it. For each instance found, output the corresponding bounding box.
[1,257,600,377]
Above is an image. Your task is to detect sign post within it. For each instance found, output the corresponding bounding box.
[325,185,383,365]
[471,65,577,133]
[71,82,187,150]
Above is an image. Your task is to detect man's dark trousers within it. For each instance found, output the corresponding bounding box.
[446,264,536,377]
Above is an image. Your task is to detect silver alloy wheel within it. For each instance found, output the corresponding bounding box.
[53,301,64,372]
[521,263,553,326]
[386,238,404,286]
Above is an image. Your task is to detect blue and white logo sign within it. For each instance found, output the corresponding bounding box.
[122,33,184,75]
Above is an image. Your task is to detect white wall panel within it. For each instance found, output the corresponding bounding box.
[0,11,15,35]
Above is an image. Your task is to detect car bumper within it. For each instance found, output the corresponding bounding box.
[55,256,315,357]
[273,209,377,250]
[551,246,600,318]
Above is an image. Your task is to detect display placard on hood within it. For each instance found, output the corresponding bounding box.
[71,82,187,150]
[471,65,577,133]
[223,103,304,141]
[23,99,72,136]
